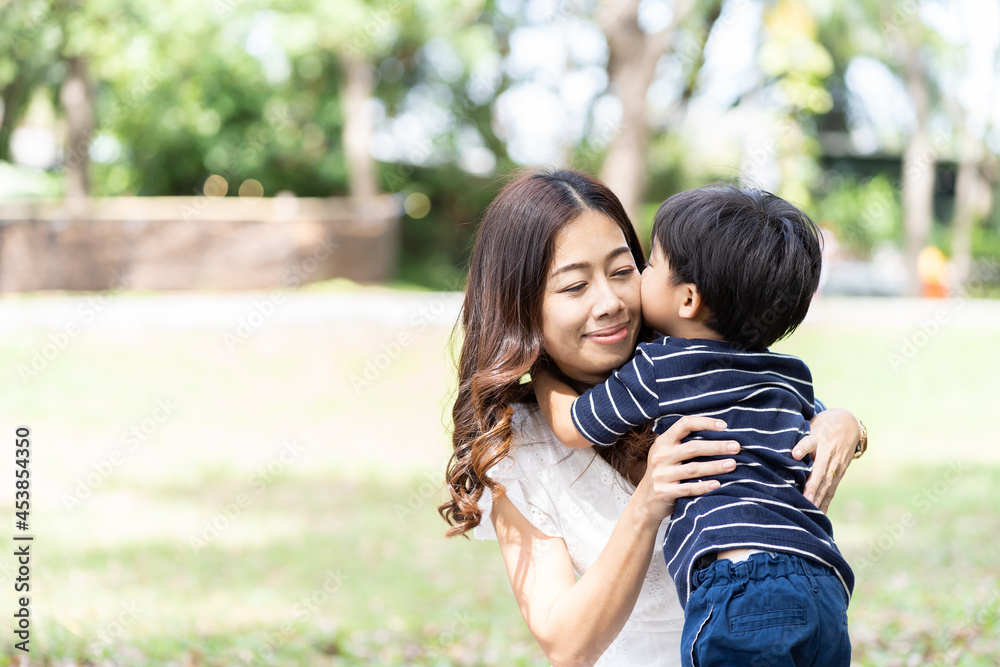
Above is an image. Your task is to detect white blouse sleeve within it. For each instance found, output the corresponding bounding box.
[473,404,565,541]
[467,402,686,667]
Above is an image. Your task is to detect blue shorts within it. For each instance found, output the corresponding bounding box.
[680,551,851,667]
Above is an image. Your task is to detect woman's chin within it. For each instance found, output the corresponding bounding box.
[581,339,634,371]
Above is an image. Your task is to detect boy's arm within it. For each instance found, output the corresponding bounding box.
[572,347,661,447]
[532,370,592,449]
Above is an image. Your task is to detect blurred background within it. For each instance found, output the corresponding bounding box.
[0,0,999,664]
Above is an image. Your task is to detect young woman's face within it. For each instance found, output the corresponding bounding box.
[540,210,642,386]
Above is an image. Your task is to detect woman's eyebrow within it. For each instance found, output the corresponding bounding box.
[550,246,632,277]
[550,261,590,277]
[607,246,632,261]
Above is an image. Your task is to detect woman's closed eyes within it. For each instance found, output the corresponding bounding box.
[560,267,636,294]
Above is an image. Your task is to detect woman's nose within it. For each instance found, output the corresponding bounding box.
[591,278,625,318]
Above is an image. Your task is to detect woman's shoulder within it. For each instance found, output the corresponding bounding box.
[473,401,575,541]
[508,402,608,472]
[510,401,555,442]
[507,402,636,509]
[504,401,583,474]
[475,401,628,538]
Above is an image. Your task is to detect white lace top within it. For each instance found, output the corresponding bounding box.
[474,402,684,666]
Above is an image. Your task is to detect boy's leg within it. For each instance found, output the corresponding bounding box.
[680,552,850,667]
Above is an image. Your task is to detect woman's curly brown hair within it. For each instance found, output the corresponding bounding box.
[438,168,655,537]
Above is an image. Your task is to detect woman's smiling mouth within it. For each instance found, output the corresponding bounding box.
[584,323,630,345]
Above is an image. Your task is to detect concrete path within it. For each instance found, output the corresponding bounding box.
[1,290,999,331]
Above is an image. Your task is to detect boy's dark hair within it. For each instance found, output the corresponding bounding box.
[651,185,823,351]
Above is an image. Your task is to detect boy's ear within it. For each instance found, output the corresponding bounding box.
[678,283,706,321]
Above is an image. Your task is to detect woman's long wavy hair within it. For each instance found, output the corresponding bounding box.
[439,168,654,538]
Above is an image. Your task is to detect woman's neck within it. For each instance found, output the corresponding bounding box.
[548,364,607,396]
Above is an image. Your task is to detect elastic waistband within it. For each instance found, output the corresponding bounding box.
[692,551,835,590]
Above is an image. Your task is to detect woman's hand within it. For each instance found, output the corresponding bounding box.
[792,407,860,512]
[493,415,739,667]
[634,416,741,527]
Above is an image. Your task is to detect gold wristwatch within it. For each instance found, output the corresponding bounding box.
[853,419,868,459]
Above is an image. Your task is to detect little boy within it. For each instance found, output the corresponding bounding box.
[534,186,854,665]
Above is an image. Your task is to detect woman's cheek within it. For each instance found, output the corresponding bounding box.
[624,276,643,325]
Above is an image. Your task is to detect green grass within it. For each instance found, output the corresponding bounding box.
[4,466,998,665]
[830,466,1000,664]
[5,473,540,666]
[0,292,998,665]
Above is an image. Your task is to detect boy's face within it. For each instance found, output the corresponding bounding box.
[640,242,690,337]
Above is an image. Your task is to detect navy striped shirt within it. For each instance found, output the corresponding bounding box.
[571,336,854,607]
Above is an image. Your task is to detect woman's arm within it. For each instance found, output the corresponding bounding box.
[792,407,862,512]
[532,370,591,449]
[491,417,740,667]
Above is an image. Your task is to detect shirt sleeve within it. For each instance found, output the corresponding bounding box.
[473,405,563,542]
[570,345,660,446]
[813,397,826,415]
[472,471,561,542]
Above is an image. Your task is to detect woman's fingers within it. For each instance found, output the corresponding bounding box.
[651,417,740,464]
[801,409,857,510]
[671,479,722,497]
[802,440,850,510]
[791,434,815,461]
[680,458,736,480]
[653,438,740,465]
[641,417,742,516]
[657,416,729,445]
[654,457,736,486]
[803,459,831,507]
[816,471,843,514]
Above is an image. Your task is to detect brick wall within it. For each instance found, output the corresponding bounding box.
[0,195,399,291]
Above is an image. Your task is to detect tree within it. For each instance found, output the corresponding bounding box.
[816,0,948,294]
[596,0,698,219]
[0,0,61,163]
[59,55,94,198]
[950,124,994,287]
[340,57,379,199]
[934,2,1000,289]
[893,10,937,296]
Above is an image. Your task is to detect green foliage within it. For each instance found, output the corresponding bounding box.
[391,164,499,291]
[0,0,63,158]
[0,0,509,284]
[85,0,357,197]
[812,174,901,257]
[2,0,997,288]
[2,0,496,201]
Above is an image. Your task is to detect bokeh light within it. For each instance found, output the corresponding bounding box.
[203,174,228,197]
[403,192,431,219]
[238,178,264,197]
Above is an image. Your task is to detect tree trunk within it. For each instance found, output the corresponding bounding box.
[340,57,379,199]
[597,0,695,221]
[59,55,94,199]
[900,44,934,296]
[0,74,34,163]
[950,128,989,289]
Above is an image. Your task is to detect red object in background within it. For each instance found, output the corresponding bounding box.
[918,246,950,299]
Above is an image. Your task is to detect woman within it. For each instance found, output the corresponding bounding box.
[439,169,861,666]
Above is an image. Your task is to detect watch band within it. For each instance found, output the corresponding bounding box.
[853,419,868,459]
